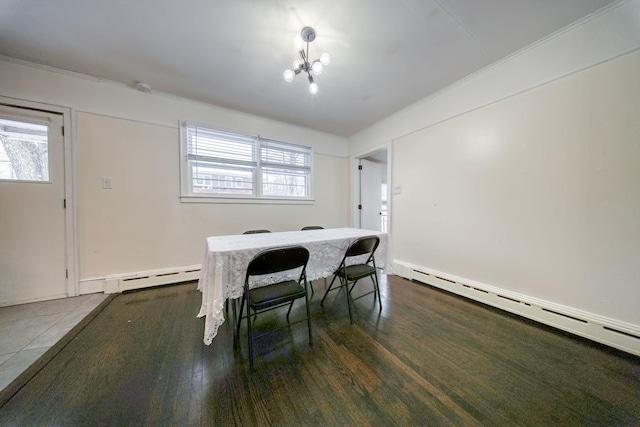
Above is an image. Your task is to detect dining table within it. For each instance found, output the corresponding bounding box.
[196,227,388,345]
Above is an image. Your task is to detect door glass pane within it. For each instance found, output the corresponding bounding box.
[0,118,49,182]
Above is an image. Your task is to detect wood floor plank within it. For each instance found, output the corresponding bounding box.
[0,276,638,426]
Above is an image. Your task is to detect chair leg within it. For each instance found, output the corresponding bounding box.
[321,275,339,307]
[286,300,295,322]
[344,277,354,324]
[235,295,246,348]
[248,306,254,372]
[373,273,382,312]
[305,292,313,347]
[349,281,358,293]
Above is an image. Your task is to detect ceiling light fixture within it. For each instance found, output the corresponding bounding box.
[283,27,330,95]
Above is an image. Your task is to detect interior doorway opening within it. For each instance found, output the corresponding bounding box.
[352,146,390,233]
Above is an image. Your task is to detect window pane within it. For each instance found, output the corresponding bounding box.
[260,138,311,198]
[0,118,49,182]
[262,167,309,198]
[260,138,310,168]
[190,162,253,195]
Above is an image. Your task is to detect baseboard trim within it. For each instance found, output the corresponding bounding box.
[79,264,201,294]
[393,260,640,357]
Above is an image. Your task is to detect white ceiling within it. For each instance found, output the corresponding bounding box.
[0,0,617,137]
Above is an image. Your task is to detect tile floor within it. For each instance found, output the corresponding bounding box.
[0,293,109,392]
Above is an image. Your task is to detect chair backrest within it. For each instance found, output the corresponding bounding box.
[301,226,324,230]
[243,229,271,234]
[344,235,380,258]
[247,246,310,277]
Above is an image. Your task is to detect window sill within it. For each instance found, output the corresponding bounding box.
[180,195,315,205]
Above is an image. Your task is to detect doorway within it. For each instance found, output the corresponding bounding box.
[352,147,389,232]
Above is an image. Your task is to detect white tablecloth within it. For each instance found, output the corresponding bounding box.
[197,228,388,344]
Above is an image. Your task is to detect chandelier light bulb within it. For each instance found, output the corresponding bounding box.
[293,59,303,70]
[319,53,331,65]
[309,82,319,94]
[283,69,294,82]
[312,62,324,75]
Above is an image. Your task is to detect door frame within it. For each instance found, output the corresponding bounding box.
[350,143,392,232]
[1,95,78,298]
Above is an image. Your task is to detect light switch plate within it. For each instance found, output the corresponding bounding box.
[393,185,401,195]
[102,177,113,189]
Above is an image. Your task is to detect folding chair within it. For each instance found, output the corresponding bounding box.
[236,245,312,371]
[321,235,381,324]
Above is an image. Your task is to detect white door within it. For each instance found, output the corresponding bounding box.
[359,159,383,231]
[0,105,67,305]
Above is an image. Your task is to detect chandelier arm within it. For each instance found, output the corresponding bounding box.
[299,49,309,72]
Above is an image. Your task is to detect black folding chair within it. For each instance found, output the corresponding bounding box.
[321,235,381,324]
[236,245,312,371]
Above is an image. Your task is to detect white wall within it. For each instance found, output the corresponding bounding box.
[394,50,640,323]
[0,59,350,283]
[349,0,640,351]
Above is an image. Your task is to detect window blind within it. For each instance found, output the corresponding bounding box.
[186,125,256,167]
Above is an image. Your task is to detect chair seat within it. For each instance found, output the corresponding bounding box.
[336,264,377,281]
[250,280,306,311]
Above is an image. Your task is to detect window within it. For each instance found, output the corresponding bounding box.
[0,117,50,182]
[181,122,312,201]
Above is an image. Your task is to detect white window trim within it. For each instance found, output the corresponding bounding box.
[179,121,314,204]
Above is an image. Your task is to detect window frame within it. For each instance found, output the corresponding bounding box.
[179,121,314,204]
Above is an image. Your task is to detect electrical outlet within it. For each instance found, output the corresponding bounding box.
[102,177,113,189]
[393,185,401,195]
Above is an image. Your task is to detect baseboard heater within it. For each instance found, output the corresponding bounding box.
[104,265,201,293]
[393,261,640,357]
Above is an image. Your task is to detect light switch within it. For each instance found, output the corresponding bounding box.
[102,177,113,189]
[393,185,401,195]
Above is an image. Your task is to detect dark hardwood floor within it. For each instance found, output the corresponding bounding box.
[1,274,638,426]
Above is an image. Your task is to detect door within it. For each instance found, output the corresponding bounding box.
[359,159,383,231]
[0,105,67,305]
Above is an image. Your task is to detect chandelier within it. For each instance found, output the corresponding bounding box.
[283,27,330,94]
